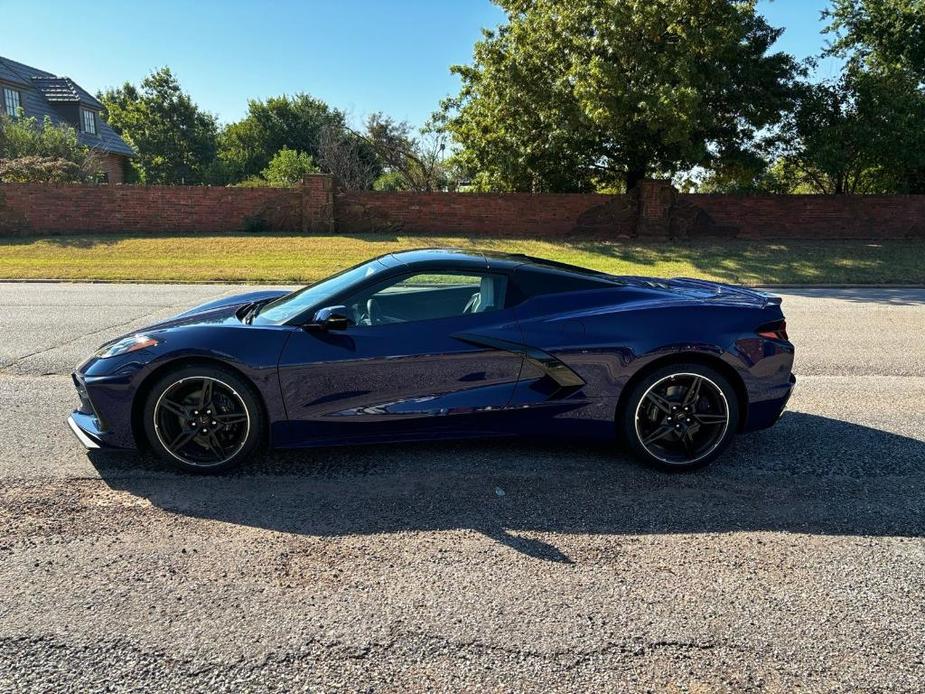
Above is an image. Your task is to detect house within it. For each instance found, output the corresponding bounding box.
[0,55,134,183]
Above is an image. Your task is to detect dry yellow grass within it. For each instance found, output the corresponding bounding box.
[1,233,922,285]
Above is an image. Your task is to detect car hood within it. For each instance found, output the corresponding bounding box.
[138,289,291,333]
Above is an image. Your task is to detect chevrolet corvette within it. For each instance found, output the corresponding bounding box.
[68,249,795,472]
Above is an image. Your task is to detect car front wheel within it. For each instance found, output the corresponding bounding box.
[142,364,264,473]
[620,363,740,471]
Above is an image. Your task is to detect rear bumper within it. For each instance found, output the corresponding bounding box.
[743,373,796,432]
[67,412,105,449]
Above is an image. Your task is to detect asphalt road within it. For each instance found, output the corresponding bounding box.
[0,283,923,692]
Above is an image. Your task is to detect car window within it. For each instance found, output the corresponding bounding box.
[506,265,618,305]
[345,272,508,326]
[254,259,387,324]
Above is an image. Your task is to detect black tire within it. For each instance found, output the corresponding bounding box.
[142,363,265,473]
[619,362,740,471]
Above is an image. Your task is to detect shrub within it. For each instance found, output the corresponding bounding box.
[0,114,101,182]
[0,156,85,183]
[261,147,318,186]
[373,171,407,191]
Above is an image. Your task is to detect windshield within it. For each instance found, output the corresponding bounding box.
[254,259,388,324]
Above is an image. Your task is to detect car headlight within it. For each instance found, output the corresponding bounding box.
[95,334,159,359]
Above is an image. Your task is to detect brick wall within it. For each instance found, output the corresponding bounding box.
[336,190,617,236]
[1,175,924,239]
[683,193,925,239]
[0,183,301,234]
[99,154,127,185]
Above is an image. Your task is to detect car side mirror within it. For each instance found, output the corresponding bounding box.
[307,305,352,331]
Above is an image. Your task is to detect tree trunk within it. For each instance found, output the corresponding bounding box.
[625,167,647,192]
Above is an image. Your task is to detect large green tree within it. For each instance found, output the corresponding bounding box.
[787,0,925,193]
[825,0,925,78]
[217,94,348,182]
[776,68,925,193]
[99,68,218,184]
[442,0,799,192]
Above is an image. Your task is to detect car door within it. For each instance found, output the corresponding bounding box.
[274,271,525,446]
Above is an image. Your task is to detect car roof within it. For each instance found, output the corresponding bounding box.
[385,248,622,284]
[387,248,529,271]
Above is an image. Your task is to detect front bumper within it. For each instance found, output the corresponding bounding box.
[67,413,103,449]
[68,369,137,449]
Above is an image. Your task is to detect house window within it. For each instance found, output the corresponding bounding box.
[3,87,22,118]
[81,108,97,134]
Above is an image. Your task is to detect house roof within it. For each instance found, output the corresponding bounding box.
[0,56,134,157]
[32,77,104,109]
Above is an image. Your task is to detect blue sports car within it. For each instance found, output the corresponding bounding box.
[69,249,795,472]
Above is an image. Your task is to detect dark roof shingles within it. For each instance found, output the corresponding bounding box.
[32,77,104,109]
[0,56,132,157]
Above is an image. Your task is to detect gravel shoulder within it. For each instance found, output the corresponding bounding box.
[0,284,923,692]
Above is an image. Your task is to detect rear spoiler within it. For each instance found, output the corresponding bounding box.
[763,293,783,307]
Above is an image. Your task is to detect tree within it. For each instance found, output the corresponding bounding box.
[237,147,320,187]
[695,66,925,195]
[793,0,925,193]
[442,0,799,192]
[363,113,447,191]
[781,68,925,193]
[315,125,382,191]
[824,0,925,79]
[99,67,218,184]
[0,114,101,182]
[262,147,319,186]
[217,94,347,182]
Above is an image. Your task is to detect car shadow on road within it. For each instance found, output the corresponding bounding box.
[89,412,925,563]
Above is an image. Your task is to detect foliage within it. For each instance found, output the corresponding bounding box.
[99,67,218,184]
[315,125,382,191]
[263,147,318,186]
[697,1,925,194]
[373,171,408,191]
[725,1,925,195]
[772,68,925,194]
[441,0,799,192]
[824,0,925,78]
[0,114,101,182]
[235,147,319,187]
[695,67,925,194]
[0,156,84,183]
[218,94,346,182]
[363,113,447,191]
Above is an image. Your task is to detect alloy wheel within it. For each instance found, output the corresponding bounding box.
[634,372,730,466]
[153,376,251,467]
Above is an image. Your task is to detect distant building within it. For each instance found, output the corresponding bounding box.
[0,55,134,183]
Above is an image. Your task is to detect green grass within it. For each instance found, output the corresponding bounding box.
[0,233,922,285]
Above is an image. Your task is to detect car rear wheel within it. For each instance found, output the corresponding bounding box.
[620,363,739,471]
[142,364,264,473]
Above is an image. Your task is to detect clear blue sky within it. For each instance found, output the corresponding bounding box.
[1,0,839,129]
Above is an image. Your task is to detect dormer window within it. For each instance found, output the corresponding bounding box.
[3,86,22,118]
[81,108,97,134]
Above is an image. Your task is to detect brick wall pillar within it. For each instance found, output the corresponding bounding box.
[635,179,676,239]
[302,173,335,232]
[100,154,127,184]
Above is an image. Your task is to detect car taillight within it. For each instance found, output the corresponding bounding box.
[757,320,788,341]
